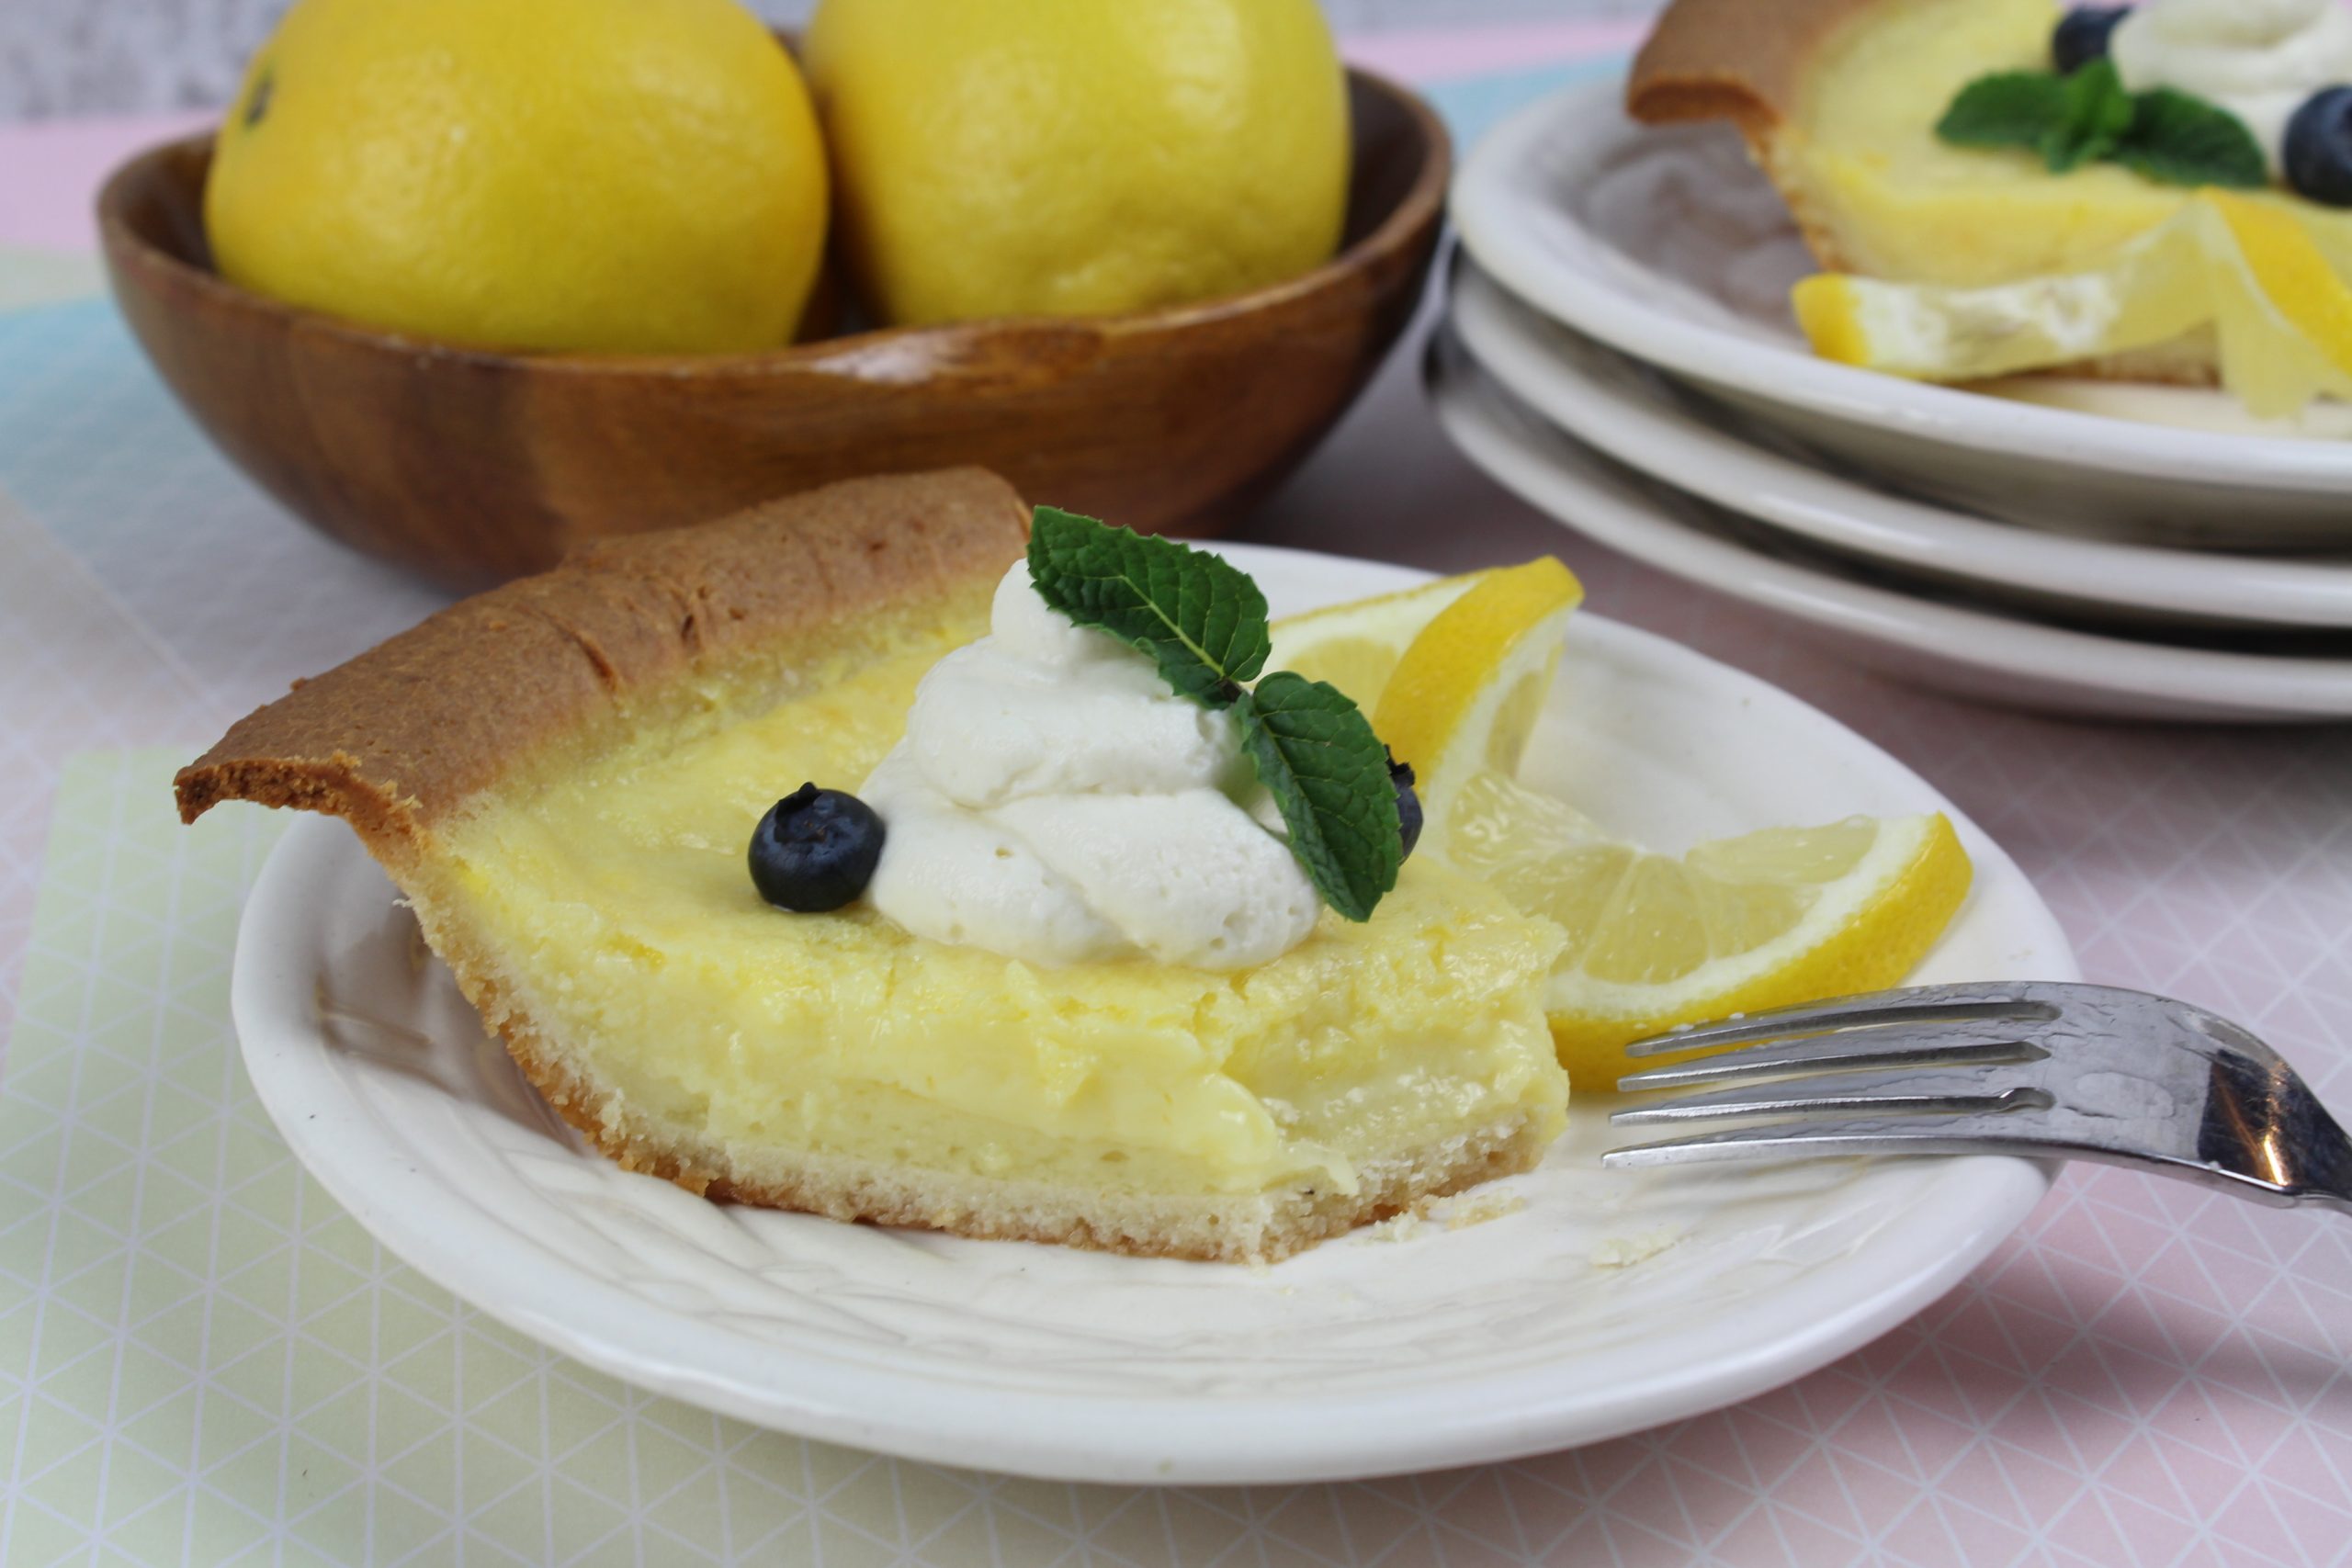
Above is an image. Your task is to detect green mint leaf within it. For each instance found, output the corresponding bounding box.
[2117,86,2268,188]
[1936,70,2068,152]
[1026,506,1270,707]
[1935,61,2268,188]
[2039,58,2134,174]
[1026,507,1399,920]
[1234,673,1401,922]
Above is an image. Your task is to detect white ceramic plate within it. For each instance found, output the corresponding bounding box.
[1450,78,2352,550]
[233,543,2071,1486]
[1449,257,2352,634]
[1431,335,2352,722]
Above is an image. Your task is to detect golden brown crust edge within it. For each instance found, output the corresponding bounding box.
[1626,0,1887,276]
[1626,0,1883,138]
[174,467,1032,838]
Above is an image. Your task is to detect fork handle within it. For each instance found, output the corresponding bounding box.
[1606,1127,2352,1219]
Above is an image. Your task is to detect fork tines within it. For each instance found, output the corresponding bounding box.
[1603,984,2064,1170]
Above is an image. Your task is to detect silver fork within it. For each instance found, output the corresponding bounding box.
[1605,982,2352,1216]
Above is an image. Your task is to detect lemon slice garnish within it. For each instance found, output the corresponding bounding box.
[2203,191,2352,418]
[1371,560,1974,1090]
[1793,192,2352,420]
[1373,559,1582,840]
[1449,777,1973,1089]
[1267,570,1491,710]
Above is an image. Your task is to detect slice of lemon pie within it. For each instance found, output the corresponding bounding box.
[1630,0,2352,404]
[1632,0,2352,288]
[179,469,1568,1262]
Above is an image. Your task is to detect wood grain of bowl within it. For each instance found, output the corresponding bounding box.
[97,70,1447,588]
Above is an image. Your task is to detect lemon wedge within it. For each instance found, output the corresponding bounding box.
[1373,559,1583,839]
[1448,777,1973,1089]
[1371,559,1973,1090]
[2203,192,2352,418]
[1792,192,2352,420]
[1267,571,1490,710]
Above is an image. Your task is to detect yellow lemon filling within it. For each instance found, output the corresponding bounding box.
[432,635,1567,1202]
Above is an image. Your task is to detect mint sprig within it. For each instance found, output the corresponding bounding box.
[1026,509,1402,922]
[1026,506,1270,705]
[2044,59,2135,173]
[1234,674,1403,922]
[2117,87,2268,189]
[1935,60,2266,188]
[1937,70,2067,152]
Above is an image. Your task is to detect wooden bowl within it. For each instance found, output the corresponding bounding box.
[98,70,1447,588]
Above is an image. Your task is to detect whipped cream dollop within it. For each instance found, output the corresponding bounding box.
[2112,0,2352,175]
[860,564,1320,970]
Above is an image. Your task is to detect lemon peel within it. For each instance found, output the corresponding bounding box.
[1373,558,1583,839]
[1267,571,1492,710]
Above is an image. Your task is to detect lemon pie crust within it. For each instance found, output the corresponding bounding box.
[179,469,1568,1262]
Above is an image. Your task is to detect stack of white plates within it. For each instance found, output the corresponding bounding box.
[1432,79,2352,723]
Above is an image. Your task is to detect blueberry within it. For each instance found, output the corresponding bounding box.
[749,784,886,912]
[1385,749,1423,862]
[2052,6,2128,74]
[2287,87,2352,208]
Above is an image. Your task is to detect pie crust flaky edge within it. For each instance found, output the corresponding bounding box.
[1625,0,1883,139]
[1624,0,1885,276]
[175,467,1031,842]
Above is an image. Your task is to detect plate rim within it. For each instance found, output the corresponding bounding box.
[1430,334,2352,723]
[1448,257,2352,631]
[232,542,2069,1485]
[1450,75,2352,496]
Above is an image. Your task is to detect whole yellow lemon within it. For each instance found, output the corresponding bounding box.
[802,0,1351,325]
[204,0,828,354]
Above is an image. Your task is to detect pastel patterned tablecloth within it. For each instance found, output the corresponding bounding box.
[3,39,2350,1568]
